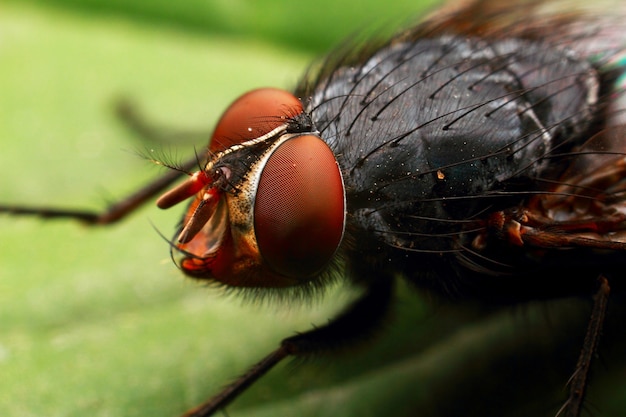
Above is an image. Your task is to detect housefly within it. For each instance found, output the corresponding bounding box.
[2,0,626,416]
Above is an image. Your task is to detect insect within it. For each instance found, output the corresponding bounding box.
[3,0,626,416]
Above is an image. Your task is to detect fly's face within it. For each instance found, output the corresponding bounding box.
[157,88,346,288]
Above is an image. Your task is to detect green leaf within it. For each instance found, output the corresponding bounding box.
[2,2,626,417]
[4,0,441,52]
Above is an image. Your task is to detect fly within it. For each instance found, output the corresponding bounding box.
[2,0,626,416]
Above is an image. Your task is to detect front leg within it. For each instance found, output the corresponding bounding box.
[183,274,395,417]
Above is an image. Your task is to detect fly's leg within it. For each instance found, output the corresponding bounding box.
[557,275,610,417]
[0,156,198,225]
[485,210,626,251]
[0,99,207,225]
[182,275,395,417]
[115,97,212,146]
[484,212,619,417]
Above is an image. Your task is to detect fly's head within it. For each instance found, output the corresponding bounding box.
[157,88,346,288]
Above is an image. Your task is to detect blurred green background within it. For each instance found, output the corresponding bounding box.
[2,1,626,416]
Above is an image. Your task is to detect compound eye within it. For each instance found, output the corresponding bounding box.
[210,88,303,152]
[254,135,345,279]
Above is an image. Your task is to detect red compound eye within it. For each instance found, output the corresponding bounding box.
[210,88,303,152]
[254,135,345,279]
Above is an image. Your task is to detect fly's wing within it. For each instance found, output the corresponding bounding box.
[424,0,626,47]
[418,0,626,124]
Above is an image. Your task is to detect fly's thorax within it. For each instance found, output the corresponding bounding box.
[304,34,604,257]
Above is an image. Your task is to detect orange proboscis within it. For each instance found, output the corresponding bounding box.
[157,171,211,209]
